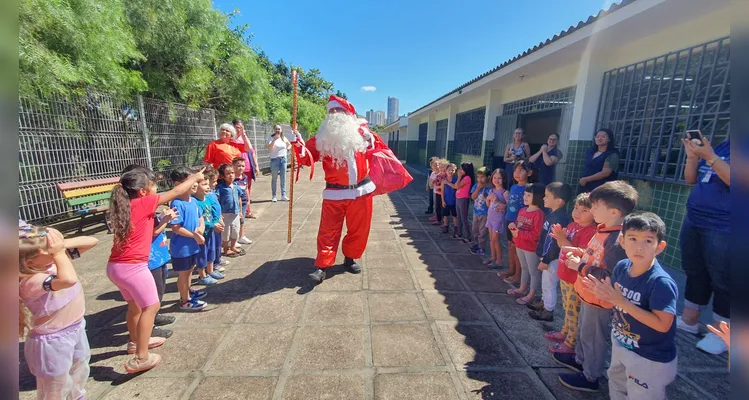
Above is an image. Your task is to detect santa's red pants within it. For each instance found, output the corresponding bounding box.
[316,193,373,268]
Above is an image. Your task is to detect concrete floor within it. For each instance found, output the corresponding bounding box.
[19,171,730,399]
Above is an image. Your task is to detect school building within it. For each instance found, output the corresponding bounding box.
[382,0,730,269]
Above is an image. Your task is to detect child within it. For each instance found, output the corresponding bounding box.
[581,212,678,400]
[469,167,492,256]
[555,180,638,392]
[503,160,536,284]
[19,224,97,398]
[107,166,204,372]
[232,157,252,245]
[194,174,226,285]
[426,157,439,215]
[432,159,448,226]
[485,169,509,269]
[149,207,177,338]
[206,168,228,271]
[444,162,475,242]
[527,182,572,321]
[508,183,545,305]
[216,164,245,257]
[441,163,459,235]
[169,167,208,311]
[545,193,596,354]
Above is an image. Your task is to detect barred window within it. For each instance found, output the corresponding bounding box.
[454,107,485,155]
[418,123,427,148]
[597,37,730,182]
[502,87,575,115]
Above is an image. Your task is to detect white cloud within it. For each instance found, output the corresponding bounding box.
[360,86,377,92]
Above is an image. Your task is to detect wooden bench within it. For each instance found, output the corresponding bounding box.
[56,177,119,233]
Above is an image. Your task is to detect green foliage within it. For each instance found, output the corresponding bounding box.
[18,0,343,135]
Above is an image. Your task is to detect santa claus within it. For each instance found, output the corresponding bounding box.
[292,95,376,283]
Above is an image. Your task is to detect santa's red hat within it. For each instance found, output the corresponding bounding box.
[327,95,356,115]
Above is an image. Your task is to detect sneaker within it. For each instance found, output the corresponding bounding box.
[343,257,361,274]
[676,316,700,335]
[558,372,599,392]
[237,236,252,245]
[552,352,583,373]
[190,289,207,300]
[470,248,485,256]
[529,308,554,322]
[309,268,326,284]
[549,342,576,354]
[219,259,230,266]
[696,332,729,355]
[198,276,217,285]
[544,331,566,343]
[429,216,438,221]
[125,353,162,374]
[525,298,544,312]
[127,337,167,354]
[151,326,173,339]
[272,196,277,202]
[234,242,242,248]
[208,271,225,280]
[153,313,175,326]
[282,195,289,201]
[180,298,207,311]
[215,265,226,272]
[424,209,433,214]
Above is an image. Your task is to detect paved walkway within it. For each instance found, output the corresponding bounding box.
[20,172,729,399]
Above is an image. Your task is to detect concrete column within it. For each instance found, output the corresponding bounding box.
[427,112,436,140]
[406,117,419,141]
[569,50,607,141]
[482,89,502,143]
[446,104,458,141]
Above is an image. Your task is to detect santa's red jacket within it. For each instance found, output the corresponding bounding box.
[291,124,376,201]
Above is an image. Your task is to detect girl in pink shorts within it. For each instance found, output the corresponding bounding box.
[19,223,98,399]
[107,165,205,373]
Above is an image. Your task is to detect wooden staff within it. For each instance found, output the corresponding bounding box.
[288,69,299,244]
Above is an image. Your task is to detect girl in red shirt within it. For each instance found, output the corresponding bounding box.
[508,184,545,305]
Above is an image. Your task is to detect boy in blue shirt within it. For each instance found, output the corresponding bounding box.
[216,164,244,257]
[469,167,492,256]
[441,163,458,234]
[193,173,225,285]
[581,212,678,400]
[169,167,207,311]
[149,208,176,338]
[232,157,253,246]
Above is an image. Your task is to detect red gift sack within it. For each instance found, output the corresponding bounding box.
[367,133,413,196]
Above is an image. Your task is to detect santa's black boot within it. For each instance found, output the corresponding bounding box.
[343,257,362,274]
[309,268,326,284]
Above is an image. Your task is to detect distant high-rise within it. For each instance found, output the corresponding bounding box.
[366,109,374,124]
[387,97,399,124]
[366,109,386,127]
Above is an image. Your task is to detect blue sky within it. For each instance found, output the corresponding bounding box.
[214,0,617,118]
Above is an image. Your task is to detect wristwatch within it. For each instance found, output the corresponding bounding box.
[706,155,720,167]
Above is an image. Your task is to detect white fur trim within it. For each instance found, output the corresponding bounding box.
[327,100,345,111]
[322,181,376,200]
[347,155,358,186]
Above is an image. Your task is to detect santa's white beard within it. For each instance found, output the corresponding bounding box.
[315,112,368,165]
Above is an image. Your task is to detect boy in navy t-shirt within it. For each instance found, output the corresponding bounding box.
[581,212,678,400]
[441,163,458,234]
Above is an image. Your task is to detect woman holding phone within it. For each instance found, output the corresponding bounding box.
[675,130,731,355]
[267,125,291,202]
[578,129,619,192]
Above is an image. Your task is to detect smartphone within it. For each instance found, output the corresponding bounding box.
[686,130,703,144]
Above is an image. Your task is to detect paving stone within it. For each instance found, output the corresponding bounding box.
[190,376,276,400]
[366,252,408,269]
[209,325,295,372]
[445,254,490,270]
[367,240,403,254]
[176,295,250,325]
[368,270,415,291]
[458,371,552,399]
[292,326,366,370]
[371,324,444,367]
[368,229,397,241]
[536,368,610,400]
[313,267,364,291]
[404,253,453,271]
[256,262,319,295]
[423,292,491,321]
[369,292,427,322]
[244,292,306,324]
[157,327,226,372]
[457,271,510,293]
[678,371,731,399]
[374,372,459,400]
[396,230,431,241]
[283,374,366,400]
[673,331,730,368]
[100,376,194,399]
[435,240,472,254]
[412,270,466,291]
[476,293,566,367]
[306,292,366,324]
[437,323,526,368]
[402,240,439,254]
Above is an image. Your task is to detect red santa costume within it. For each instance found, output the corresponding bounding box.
[292,96,376,283]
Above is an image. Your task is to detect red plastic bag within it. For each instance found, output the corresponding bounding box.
[368,140,413,196]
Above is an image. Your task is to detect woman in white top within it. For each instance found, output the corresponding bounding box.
[267,124,291,202]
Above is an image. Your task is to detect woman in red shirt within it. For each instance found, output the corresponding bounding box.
[204,123,250,169]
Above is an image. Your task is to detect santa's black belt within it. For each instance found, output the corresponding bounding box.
[326,177,371,190]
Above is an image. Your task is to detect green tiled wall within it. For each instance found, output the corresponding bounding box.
[426,140,436,166]
[406,141,420,165]
[397,141,407,160]
[446,140,455,164]
[563,140,689,270]
[482,140,494,169]
[418,149,427,167]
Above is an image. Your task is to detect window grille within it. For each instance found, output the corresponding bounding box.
[453,107,485,155]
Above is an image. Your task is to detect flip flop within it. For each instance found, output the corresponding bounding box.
[544,331,566,342]
[503,277,519,285]
[506,288,524,297]
[516,297,531,305]
[549,343,576,354]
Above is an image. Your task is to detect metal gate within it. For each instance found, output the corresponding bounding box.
[493,114,518,169]
[434,119,448,158]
